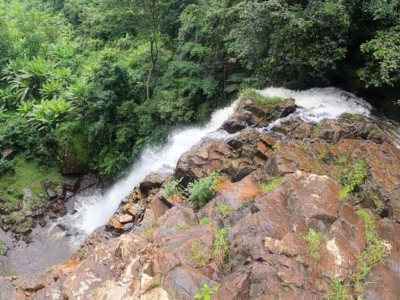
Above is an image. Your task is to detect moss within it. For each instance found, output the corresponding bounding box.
[199,217,211,225]
[336,160,368,200]
[0,155,63,210]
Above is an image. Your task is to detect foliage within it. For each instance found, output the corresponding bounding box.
[305,229,324,261]
[195,284,220,300]
[215,204,236,219]
[187,172,220,210]
[326,280,350,300]
[337,160,369,199]
[199,217,211,225]
[259,177,284,194]
[164,178,183,198]
[240,89,283,106]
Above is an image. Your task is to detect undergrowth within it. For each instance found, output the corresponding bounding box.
[165,178,183,198]
[0,242,7,256]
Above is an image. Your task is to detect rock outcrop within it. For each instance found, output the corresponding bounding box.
[3,94,400,299]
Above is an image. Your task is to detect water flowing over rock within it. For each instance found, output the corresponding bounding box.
[4,88,400,299]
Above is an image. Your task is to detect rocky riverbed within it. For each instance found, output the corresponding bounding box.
[2,93,400,299]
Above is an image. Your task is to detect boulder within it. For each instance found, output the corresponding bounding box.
[222,118,247,134]
[46,189,57,200]
[60,153,87,175]
[1,147,17,161]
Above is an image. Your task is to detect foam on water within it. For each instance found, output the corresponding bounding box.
[259,87,373,129]
[59,101,238,243]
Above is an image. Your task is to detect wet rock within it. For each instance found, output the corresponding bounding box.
[1,147,17,161]
[274,98,296,118]
[38,219,47,227]
[46,188,56,200]
[118,214,133,223]
[150,191,171,220]
[0,278,25,299]
[222,118,247,134]
[60,153,87,175]
[64,177,80,193]
[140,169,172,195]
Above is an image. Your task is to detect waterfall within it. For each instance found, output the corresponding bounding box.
[59,87,379,244]
[59,101,239,243]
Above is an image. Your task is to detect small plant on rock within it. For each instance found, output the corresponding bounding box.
[326,280,350,300]
[187,172,220,209]
[0,242,7,256]
[258,176,284,193]
[199,217,211,225]
[305,229,323,261]
[215,204,236,219]
[188,240,211,268]
[337,160,369,200]
[213,227,231,267]
[195,284,220,300]
[165,178,183,198]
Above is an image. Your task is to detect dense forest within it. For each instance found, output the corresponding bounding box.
[0,0,399,178]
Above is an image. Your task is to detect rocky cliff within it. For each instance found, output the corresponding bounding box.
[2,93,400,299]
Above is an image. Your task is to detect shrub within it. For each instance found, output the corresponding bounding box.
[187,172,220,209]
[0,159,15,177]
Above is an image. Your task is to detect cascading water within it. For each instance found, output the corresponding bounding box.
[58,101,239,244]
[57,87,382,245]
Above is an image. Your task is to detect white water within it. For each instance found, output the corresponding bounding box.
[59,101,238,243]
[259,87,373,130]
[58,87,378,244]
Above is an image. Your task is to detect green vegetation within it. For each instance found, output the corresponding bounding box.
[188,240,211,268]
[195,284,220,300]
[353,210,389,294]
[327,210,389,297]
[240,89,283,106]
[326,280,350,300]
[0,155,62,209]
[199,217,211,225]
[187,172,220,210]
[305,229,324,261]
[259,177,284,194]
[336,160,369,200]
[0,242,7,256]
[164,178,183,198]
[213,227,231,267]
[0,159,14,176]
[215,204,236,219]
[173,223,191,231]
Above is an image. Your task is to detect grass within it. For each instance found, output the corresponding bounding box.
[0,242,7,256]
[326,280,351,300]
[213,227,231,267]
[173,223,191,231]
[259,176,284,193]
[164,178,183,198]
[215,204,236,219]
[0,155,63,210]
[187,240,211,268]
[305,229,324,261]
[240,88,284,106]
